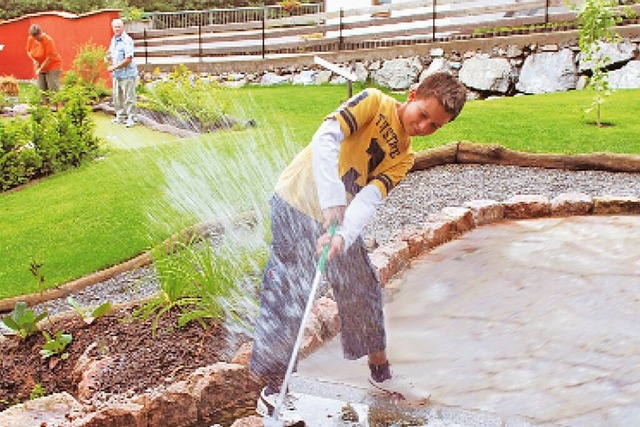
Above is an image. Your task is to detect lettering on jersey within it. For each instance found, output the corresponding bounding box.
[367,138,385,176]
[341,167,363,196]
[375,113,400,158]
[337,91,369,135]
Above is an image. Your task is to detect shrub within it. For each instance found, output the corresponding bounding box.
[0,76,20,97]
[140,64,231,132]
[0,87,101,191]
[63,41,110,102]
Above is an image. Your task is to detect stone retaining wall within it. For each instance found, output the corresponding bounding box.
[142,27,640,98]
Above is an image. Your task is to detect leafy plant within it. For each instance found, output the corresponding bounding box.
[132,238,202,336]
[123,6,146,21]
[29,384,46,400]
[40,330,73,360]
[140,64,231,133]
[134,226,266,336]
[1,301,46,339]
[576,0,624,126]
[67,297,112,324]
[63,41,110,102]
[0,86,101,191]
[279,0,302,13]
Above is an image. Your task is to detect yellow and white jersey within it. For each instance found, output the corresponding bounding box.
[275,88,415,222]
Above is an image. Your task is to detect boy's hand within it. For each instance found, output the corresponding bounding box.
[317,232,344,261]
[322,206,345,229]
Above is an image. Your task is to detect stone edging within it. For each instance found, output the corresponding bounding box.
[2,142,639,313]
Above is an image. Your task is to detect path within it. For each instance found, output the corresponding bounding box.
[290,215,640,426]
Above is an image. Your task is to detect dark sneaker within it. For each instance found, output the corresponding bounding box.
[369,361,392,382]
[256,387,305,427]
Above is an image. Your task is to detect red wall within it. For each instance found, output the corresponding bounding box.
[0,9,120,80]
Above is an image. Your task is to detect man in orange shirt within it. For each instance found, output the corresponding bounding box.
[26,24,63,106]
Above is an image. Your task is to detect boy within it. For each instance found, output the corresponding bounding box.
[250,72,467,423]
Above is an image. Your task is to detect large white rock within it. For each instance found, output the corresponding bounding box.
[608,60,640,89]
[578,40,637,72]
[292,69,317,85]
[516,49,577,93]
[260,72,291,86]
[372,57,423,90]
[458,55,513,93]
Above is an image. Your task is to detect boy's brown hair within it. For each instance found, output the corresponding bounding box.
[415,72,467,121]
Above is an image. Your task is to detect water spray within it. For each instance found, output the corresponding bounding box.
[263,223,337,427]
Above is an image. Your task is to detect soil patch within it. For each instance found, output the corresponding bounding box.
[0,304,240,413]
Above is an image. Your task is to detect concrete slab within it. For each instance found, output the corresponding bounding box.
[294,215,640,427]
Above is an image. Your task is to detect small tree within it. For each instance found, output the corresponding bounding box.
[576,0,623,126]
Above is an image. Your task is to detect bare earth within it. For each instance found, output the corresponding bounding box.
[0,304,241,417]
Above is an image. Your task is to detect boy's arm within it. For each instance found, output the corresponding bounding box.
[337,152,413,250]
[336,184,382,249]
[311,118,347,225]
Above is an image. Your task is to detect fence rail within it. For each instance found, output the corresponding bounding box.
[143,3,323,29]
[130,0,640,64]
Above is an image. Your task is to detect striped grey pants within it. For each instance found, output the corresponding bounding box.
[250,195,386,387]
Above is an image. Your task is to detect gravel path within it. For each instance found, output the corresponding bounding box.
[29,164,640,318]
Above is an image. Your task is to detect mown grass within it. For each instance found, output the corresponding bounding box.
[0,85,638,299]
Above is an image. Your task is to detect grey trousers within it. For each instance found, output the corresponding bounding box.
[37,69,61,104]
[112,77,136,122]
[250,195,385,387]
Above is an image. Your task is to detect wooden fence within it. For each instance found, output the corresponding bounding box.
[129,0,640,63]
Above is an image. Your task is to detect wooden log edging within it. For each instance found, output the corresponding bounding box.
[412,142,640,173]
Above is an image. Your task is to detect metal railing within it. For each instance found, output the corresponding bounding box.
[144,3,323,29]
[131,1,640,65]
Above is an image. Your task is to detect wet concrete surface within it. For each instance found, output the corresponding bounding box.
[291,215,640,427]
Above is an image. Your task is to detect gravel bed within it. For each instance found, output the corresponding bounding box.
[26,164,640,318]
[366,163,640,244]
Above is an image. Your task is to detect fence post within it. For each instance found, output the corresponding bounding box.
[198,23,202,62]
[432,0,436,40]
[143,28,148,65]
[339,8,344,51]
[262,7,266,59]
[544,0,549,26]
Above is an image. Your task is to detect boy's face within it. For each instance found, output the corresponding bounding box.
[399,90,452,137]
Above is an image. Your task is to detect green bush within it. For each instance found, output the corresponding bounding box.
[140,64,231,132]
[0,88,101,191]
[63,41,110,102]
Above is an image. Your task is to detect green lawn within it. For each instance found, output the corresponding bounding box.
[0,85,638,299]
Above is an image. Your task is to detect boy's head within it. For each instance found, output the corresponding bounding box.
[414,72,467,121]
[398,72,467,137]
